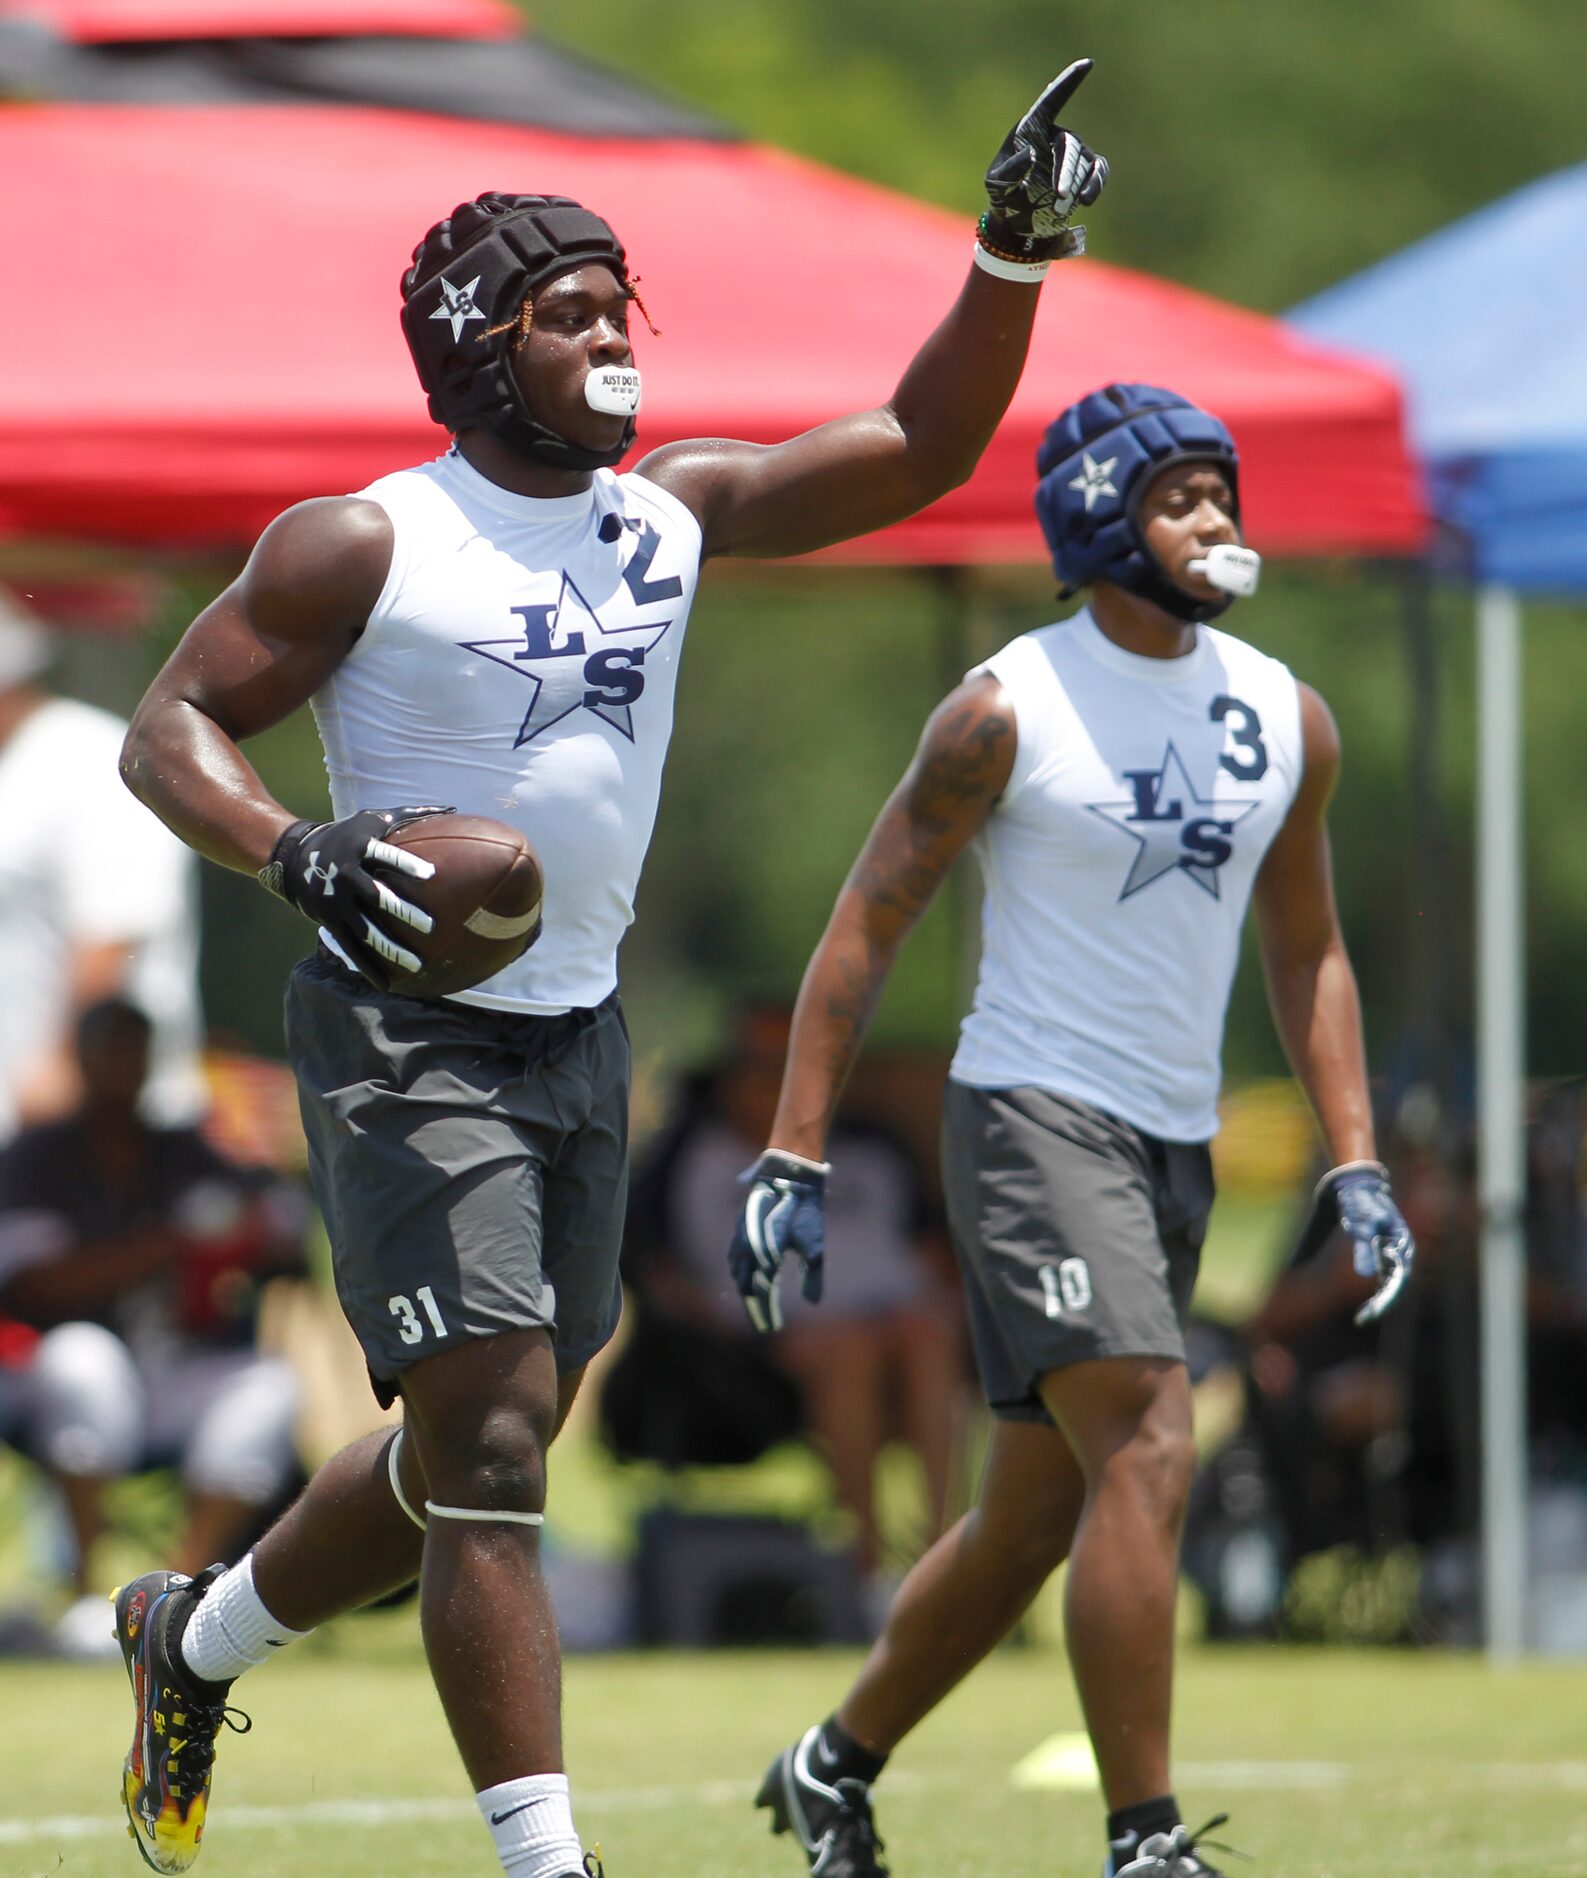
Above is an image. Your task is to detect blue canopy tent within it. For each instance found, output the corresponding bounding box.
[1291,163,1587,1661]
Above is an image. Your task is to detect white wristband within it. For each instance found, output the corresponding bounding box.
[972,240,1051,283]
[1315,1159,1389,1199]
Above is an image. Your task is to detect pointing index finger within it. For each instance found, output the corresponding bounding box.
[1022,58,1094,132]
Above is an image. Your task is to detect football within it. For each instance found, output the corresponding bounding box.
[382,813,543,999]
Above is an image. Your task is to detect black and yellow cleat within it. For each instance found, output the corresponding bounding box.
[113,1567,249,1873]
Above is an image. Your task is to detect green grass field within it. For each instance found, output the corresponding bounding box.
[6,1614,1587,1877]
[3,1193,1570,1877]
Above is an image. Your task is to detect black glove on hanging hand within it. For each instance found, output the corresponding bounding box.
[1293,1159,1417,1326]
[981,60,1109,263]
[259,805,453,990]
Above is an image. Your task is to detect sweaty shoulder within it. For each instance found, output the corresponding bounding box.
[241,496,394,645]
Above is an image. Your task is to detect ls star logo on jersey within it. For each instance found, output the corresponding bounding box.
[1087,740,1259,901]
[459,516,682,748]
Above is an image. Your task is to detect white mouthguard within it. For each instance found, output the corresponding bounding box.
[585,366,642,417]
[1188,543,1262,598]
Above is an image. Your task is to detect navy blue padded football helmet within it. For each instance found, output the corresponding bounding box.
[1035,383,1243,623]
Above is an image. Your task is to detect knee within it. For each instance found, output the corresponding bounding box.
[1114,1413,1197,1525]
[426,1400,551,1516]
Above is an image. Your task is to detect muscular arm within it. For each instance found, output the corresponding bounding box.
[637,266,1043,562]
[119,498,393,873]
[1253,684,1376,1165]
[768,674,1016,1160]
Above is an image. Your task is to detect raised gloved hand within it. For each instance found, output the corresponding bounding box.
[981,60,1109,264]
[728,1149,829,1334]
[1295,1160,1417,1326]
[259,805,453,989]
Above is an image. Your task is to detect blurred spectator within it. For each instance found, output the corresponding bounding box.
[606,1005,969,1593]
[0,998,307,1651]
[1187,1084,1587,1639]
[0,587,204,1141]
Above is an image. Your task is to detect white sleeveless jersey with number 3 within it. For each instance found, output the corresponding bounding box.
[311,449,703,1013]
[950,609,1304,1142]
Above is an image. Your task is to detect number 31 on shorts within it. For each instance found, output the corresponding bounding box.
[389,1286,449,1344]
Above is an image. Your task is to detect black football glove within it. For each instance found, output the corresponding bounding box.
[728,1149,829,1334]
[982,60,1109,263]
[1293,1160,1417,1326]
[259,805,453,990]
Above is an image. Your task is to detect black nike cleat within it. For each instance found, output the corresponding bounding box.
[1109,1813,1244,1876]
[113,1567,250,1872]
[756,1726,890,1876]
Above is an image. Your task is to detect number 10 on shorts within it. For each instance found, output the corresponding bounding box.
[389,1285,449,1345]
[1039,1258,1092,1318]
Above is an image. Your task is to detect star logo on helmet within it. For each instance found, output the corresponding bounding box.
[430,274,486,343]
[1068,452,1119,511]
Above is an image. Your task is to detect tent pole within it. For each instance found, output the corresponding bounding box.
[1476,580,1528,1663]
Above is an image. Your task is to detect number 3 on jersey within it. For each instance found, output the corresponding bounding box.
[390,1286,448,1345]
[1212,694,1268,781]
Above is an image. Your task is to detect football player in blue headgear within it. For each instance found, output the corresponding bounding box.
[734,381,1413,1878]
[1035,381,1261,626]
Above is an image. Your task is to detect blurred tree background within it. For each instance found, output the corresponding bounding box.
[81,0,1586,1102]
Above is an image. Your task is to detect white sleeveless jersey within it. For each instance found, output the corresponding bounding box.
[312,449,703,1013]
[950,609,1303,1142]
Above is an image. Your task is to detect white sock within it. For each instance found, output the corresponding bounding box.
[477,1772,582,1877]
[179,1553,310,1685]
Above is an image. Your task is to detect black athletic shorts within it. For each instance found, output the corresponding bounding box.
[285,949,629,1405]
[941,1081,1215,1423]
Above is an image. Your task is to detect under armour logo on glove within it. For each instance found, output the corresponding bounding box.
[728,1149,830,1334]
[982,60,1109,262]
[258,805,453,991]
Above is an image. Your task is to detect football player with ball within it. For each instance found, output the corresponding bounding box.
[109,64,1108,1878]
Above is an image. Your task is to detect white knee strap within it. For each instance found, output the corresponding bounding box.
[386,1427,545,1529]
[386,1428,427,1532]
[425,1502,544,1527]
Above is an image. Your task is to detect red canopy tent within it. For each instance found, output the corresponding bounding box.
[0,103,1424,562]
[0,0,517,40]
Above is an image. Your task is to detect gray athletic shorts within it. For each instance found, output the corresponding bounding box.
[284,949,629,1405]
[941,1081,1215,1423]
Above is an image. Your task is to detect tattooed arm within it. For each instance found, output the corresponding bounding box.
[767,673,1017,1160]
